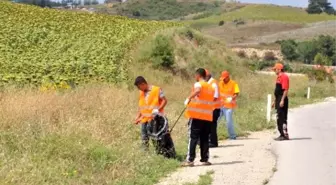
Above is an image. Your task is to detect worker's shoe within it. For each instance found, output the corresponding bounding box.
[200,161,212,166]
[209,143,218,148]
[229,137,237,140]
[274,136,289,141]
[181,161,194,167]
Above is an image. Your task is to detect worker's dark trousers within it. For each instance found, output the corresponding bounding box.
[141,122,150,149]
[186,118,211,162]
[209,109,221,146]
[276,97,289,138]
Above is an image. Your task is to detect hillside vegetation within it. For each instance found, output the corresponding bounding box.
[109,0,222,20]
[0,1,176,86]
[0,2,335,185]
[190,4,336,28]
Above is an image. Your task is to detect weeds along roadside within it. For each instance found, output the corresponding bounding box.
[0,28,335,185]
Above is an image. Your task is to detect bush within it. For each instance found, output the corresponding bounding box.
[314,53,332,66]
[249,60,275,70]
[237,50,246,58]
[132,10,141,17]
[307,68,334,83]
[232,18,245,26]
[297,41,318,64]
[280,39,298,61]
[263,51,277,61]
[150,35,175,68]
[218,20,225,26]
[250,51,259,60]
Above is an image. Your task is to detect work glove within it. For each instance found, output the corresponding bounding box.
[152,109,159,115]
[226,97,233,103]
[184,98,190,106]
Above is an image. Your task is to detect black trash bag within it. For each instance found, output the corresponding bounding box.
[147,115,176,158]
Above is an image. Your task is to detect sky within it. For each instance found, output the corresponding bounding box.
[238,0,336,8]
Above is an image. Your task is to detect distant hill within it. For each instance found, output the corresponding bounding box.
[100,0,225,20]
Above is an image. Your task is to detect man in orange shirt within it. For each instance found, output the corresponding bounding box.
[273,63,290,141]
[134,76,168,149]
[218,71,240,140]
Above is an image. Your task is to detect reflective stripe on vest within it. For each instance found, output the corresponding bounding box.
[138,86,163,123]
[190,99,215,105]
[185,81,214,122]
[187,107,213,114]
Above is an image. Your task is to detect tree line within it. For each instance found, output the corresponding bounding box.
[279,35,336,66]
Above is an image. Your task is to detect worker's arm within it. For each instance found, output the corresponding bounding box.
[188,87,201,100]
[280,90,288,107]
[159,96,167,110]
[279,74,289,108]
[213,83,219,101]
[134,109,143,124]
[233,93,239,99]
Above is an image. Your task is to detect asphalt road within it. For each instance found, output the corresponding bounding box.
[270,99,336,185]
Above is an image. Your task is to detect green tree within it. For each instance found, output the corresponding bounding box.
[281,39,298,61]
[314,53,332,66]
[307,0,335,14]
[306,1,323,14]
[331,37,336,66]
[297,41,318,64]
[316,35,336,60]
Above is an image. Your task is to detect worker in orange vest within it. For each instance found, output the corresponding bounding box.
[205,69,221,148]
[134,76,168,149]
[218,71,240,140]
[182,68,215,167]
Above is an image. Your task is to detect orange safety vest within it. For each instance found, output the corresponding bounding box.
[185,81,214,122]
[208,78,222,109]
[219,80,238,109]
[138,86,163,123]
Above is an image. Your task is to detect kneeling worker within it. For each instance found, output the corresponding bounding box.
[183,68,214,167]
[134,76,168,149]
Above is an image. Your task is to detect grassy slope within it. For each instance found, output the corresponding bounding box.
[190,4,336,28]
[0,3,335,185]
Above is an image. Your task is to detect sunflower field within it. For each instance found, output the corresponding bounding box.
[0,2,176,86]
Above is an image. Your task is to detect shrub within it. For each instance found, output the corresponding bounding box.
[307,68,334,83]
[280,39,298,61]
[255,60,275,70]
[150,35,175,68]
[314,53,332,66]
[132,10,141,17]
[250,51,259,60]
[232,18,245,26]
[218,20,225,26]
[237,50,246,58]
[263,51,277,61]
[297,41,318,64]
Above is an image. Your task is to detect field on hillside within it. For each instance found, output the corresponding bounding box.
[0,2,176,86]
[203,20,303,44]
[190,4,336,28]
